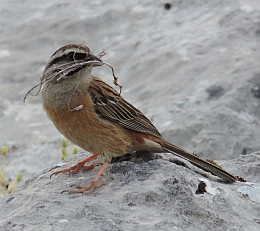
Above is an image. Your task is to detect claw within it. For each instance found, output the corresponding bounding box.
[60,161,109,194]
[50,154,100,178]
[61,180,106,194]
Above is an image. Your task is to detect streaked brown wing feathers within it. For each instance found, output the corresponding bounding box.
[89,77,162,138]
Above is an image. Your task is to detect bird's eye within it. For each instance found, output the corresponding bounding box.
[74,53,87,60]
[66,52,74,60]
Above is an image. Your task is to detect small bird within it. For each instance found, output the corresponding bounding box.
[37,44,239,194]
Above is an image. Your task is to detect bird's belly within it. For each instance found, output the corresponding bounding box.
[43,103,134,161]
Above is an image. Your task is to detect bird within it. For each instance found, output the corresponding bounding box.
[37,44,240,194]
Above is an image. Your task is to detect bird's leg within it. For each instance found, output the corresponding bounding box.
[50,153,100,178]
[61,161,109,194]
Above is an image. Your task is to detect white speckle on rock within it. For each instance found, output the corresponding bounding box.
[238,182,260,203]
[240,5,253,13]
[0,49,10,58]
[161,120,172,127]
[198,178,219,195]
[59,219,69,223]
[56,163,66,167]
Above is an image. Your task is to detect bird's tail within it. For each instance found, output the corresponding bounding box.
[161,139,239,182]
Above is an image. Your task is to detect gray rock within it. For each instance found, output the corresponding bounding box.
[1,0,260,162]
[0,0,260,230]
[0,151,259,231]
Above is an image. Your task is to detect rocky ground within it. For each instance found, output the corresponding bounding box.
[0,152,260,231]
[0,0,260,230]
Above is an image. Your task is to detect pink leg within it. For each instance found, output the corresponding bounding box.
[50,153,100,178]
[61,161,109,194]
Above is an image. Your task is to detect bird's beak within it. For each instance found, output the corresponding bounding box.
[88,54,103,67]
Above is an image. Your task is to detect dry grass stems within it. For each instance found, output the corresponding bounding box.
[24,47,122,103]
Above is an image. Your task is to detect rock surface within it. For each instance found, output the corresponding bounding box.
[0,0,260,230]
[0,151,260,231]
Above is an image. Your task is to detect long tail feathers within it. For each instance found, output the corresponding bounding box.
[161,139,240,182]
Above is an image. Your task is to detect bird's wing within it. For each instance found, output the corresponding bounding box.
[88,76,162,138]
[89,77,243,183]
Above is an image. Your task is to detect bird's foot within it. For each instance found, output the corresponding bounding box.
[50,162,102,178]
[50,153,100,178]
[61,179,106,194]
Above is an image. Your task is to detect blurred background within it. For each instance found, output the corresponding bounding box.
[1,0,260,189]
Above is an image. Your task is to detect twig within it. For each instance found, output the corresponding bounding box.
[98,46,110,59]
[24,48,123,101]
[103,62,123,95]
[67,66,92,111]
[23,60,101,102]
